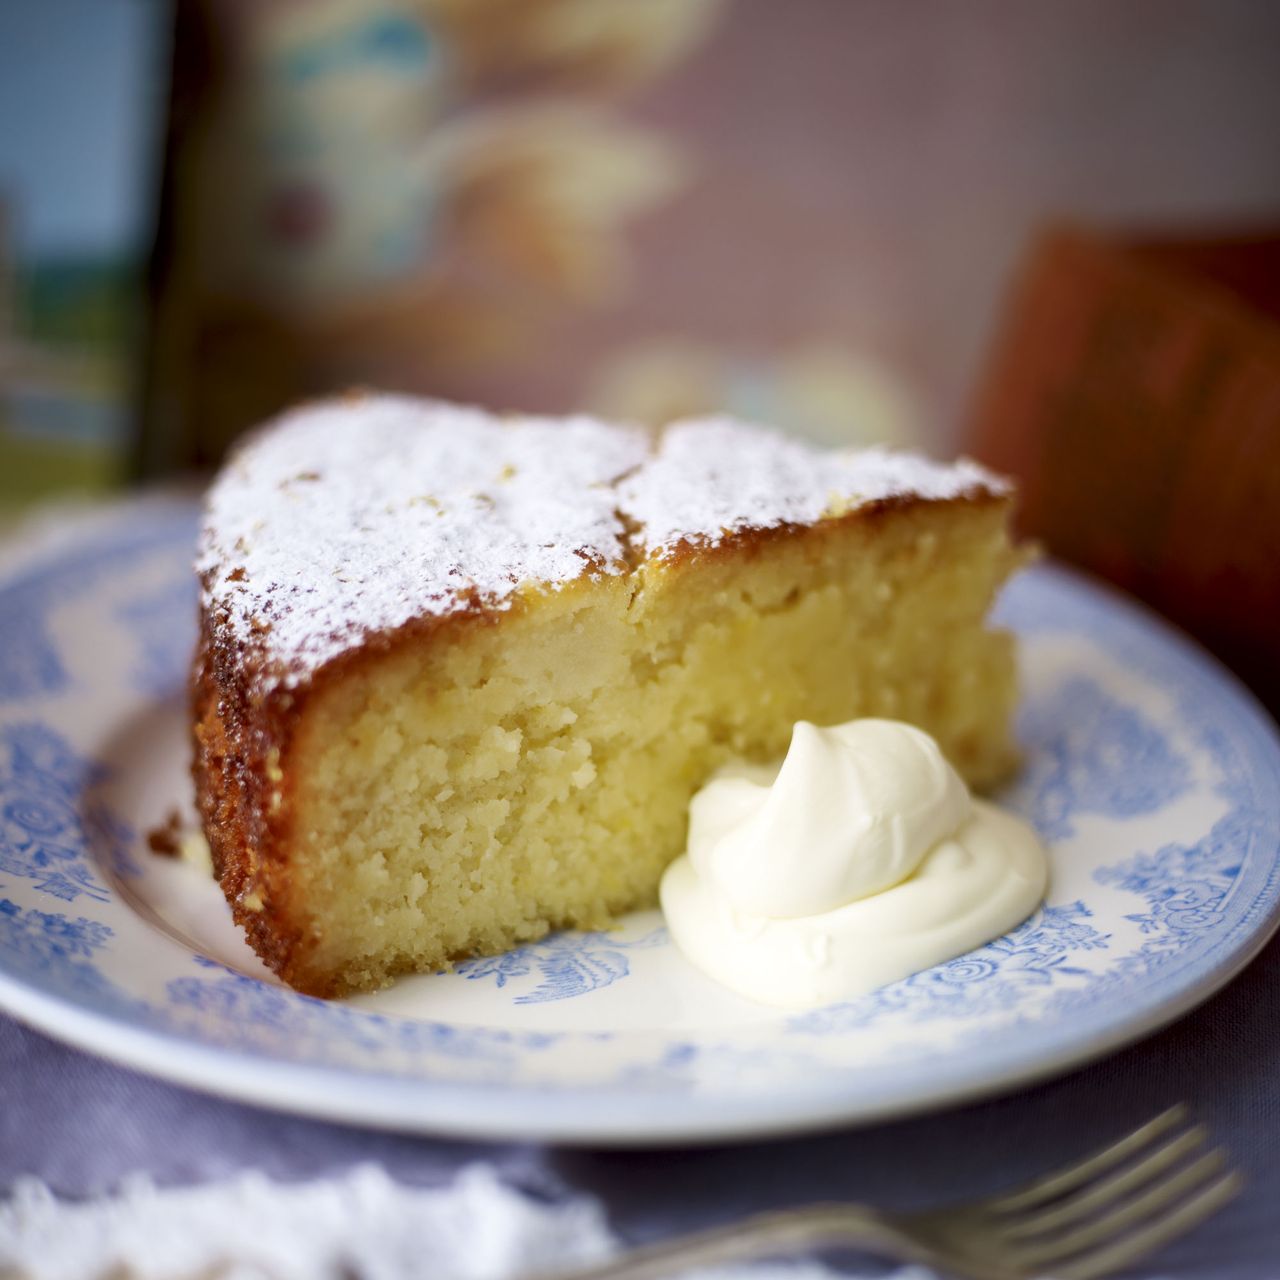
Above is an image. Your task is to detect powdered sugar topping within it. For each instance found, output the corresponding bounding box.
[200,396,648,686]
[200,397,1007,691]
[619,417,1009,556]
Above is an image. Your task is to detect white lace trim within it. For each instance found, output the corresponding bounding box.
[0,1162,938,1280]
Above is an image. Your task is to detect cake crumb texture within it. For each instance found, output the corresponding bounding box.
[193,397,1023,996]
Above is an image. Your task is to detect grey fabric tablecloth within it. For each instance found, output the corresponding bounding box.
[4,925,1278,1279]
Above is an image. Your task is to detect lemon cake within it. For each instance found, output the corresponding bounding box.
[193,395,1025,996]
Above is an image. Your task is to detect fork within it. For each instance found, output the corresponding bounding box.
[537,1106,1239,1280]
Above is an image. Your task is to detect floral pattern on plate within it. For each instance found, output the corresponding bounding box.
[0,499,1277,1141]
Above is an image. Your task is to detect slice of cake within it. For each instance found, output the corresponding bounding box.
[193,395,1025,996]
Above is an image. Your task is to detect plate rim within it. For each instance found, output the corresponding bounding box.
[1,501,1278,1145]
[2,891,1278,1146]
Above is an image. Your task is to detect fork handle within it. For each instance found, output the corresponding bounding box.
[534,1204,928,1280]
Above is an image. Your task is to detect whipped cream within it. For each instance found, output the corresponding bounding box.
[660,719,1049,1009]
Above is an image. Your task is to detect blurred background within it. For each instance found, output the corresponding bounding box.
[1,0,1278,695]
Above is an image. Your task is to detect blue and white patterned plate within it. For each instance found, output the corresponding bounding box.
[2,497,1279,1144]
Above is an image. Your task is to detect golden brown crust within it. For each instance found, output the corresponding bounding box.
[192,597,305,986]
[653,488,1008,571]
[192,569,512,994]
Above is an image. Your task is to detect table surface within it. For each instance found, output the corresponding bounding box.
[4,918,1279,1278]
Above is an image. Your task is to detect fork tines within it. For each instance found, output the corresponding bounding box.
[985,1105,1241,1279]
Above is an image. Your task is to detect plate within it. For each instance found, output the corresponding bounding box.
[1,497,1278,1144]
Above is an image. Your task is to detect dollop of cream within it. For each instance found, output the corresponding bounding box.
[660,719,1049,1009]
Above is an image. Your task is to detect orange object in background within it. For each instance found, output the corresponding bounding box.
[967,227,1280,713]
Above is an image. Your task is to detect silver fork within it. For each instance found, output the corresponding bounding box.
[537,1106,1239,1280]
